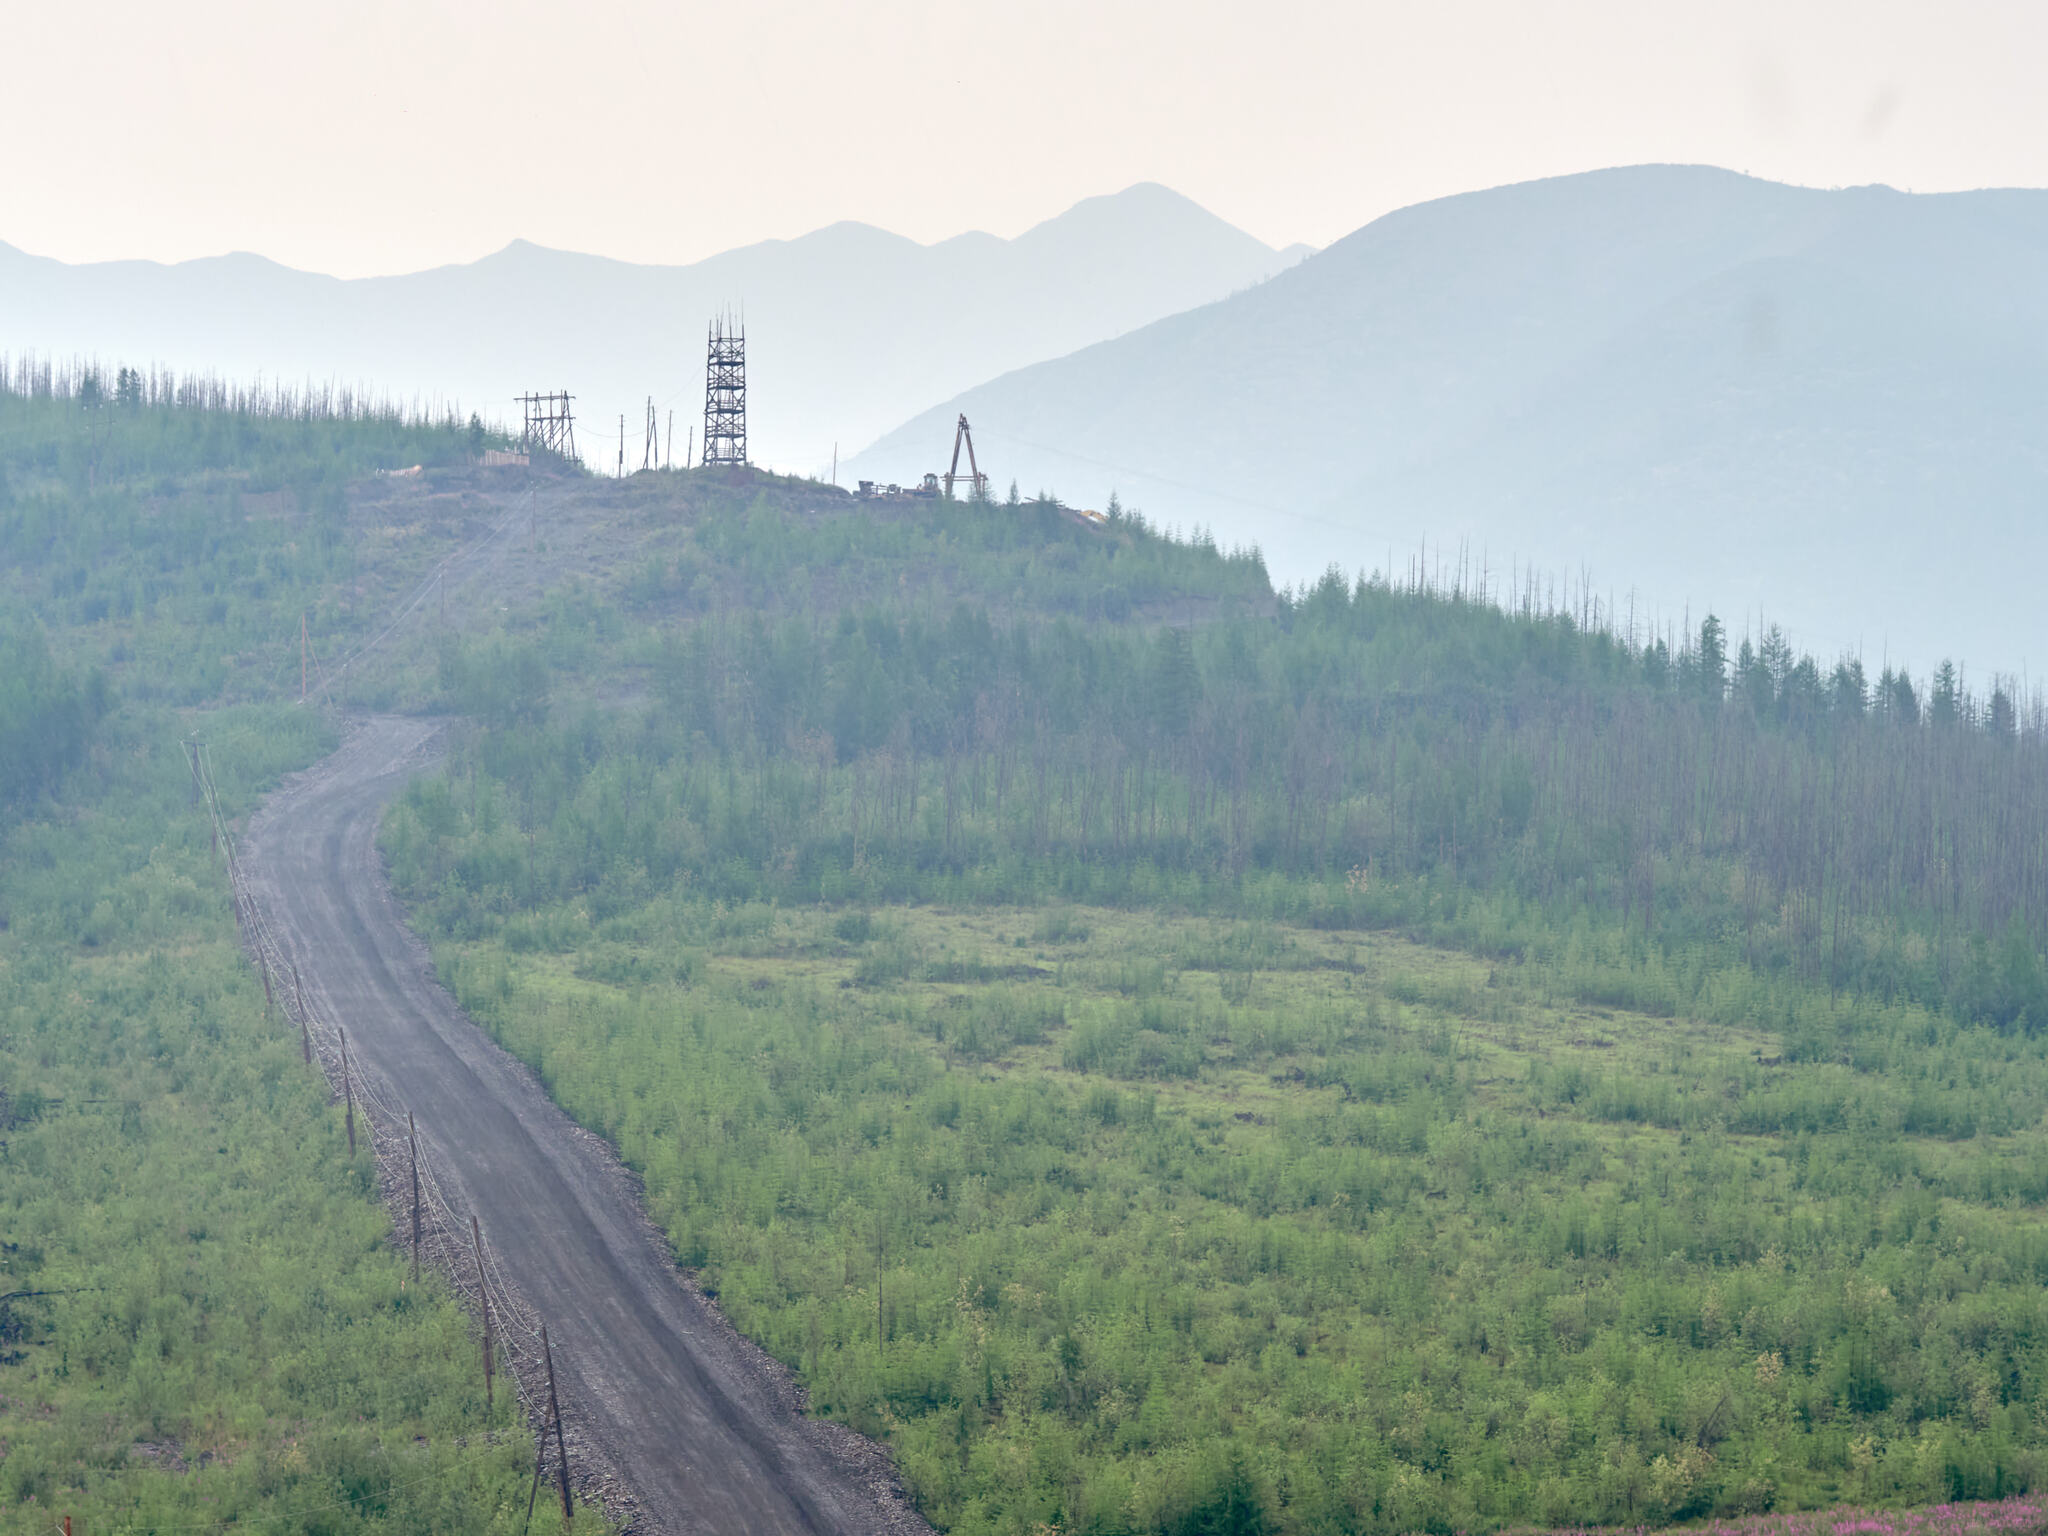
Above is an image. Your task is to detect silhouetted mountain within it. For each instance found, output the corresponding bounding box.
[852,166,2048,674]
[0,183,1302,476]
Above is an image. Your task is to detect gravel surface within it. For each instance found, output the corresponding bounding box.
[239,713,932,1536]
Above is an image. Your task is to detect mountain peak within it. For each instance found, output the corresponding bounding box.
[850,166,2048,675]
[1016,182,1281,257]
[0,182,1295,491]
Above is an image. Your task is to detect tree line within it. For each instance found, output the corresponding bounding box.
[417,565,2048,1027]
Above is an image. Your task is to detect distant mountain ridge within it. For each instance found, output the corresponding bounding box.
[850,165,2048,676]
[0,183,1304,475]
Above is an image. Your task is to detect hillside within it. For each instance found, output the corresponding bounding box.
[0,183,1303,479]
[375,459,2048,1524]
[0,384,600,1534]
[14,363,2048,1535]
[384,529,2048,1533]
[849,165,2048,676]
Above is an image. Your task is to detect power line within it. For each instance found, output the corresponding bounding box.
[515,391,576,462]
[324,484,535,683]
[970,426,1360,537]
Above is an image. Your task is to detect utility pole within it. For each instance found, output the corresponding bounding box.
[543,1324,572,1520]
[292,962,311,1063]
[472,1215,494,1411]
[341,1026,356,1157]
[409,1111,422,1283]
[526,1400,554,1529]
[831,443,837,487]
[617,414,624,479]
[516,391,577,464]
[666,410,674,469]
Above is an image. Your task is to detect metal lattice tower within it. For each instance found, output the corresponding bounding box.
[517,392,577,462]
[702,315,747,467]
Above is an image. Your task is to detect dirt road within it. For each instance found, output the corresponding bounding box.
[239,713,926,1536]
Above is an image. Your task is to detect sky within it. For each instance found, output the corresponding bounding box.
[8,0,2046,278]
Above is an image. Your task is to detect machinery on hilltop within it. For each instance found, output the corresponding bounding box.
[853,412,1104,527]
[859,413,988,501]
[942,413,988,499]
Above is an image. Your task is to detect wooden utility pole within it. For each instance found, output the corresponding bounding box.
[666,410,674,469]
[472,1215,494,1411]
[617,414,624,479]
[543,1323,572,1519]
[409,1112,422,1283]
[831,443,837,487]
[292,962,311,1063]
[526,1399,554,1531]
[341,1027,356,1157]
[686,424,693,469]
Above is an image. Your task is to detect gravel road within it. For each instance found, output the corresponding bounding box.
[239,712,928,1536]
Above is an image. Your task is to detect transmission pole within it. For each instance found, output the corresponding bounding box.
[515,392,576,463]
[702,312,747,467]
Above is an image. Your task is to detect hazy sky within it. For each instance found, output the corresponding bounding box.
[9,0,2045,277]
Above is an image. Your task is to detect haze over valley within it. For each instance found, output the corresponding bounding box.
[16,164,2044,673]
[10,6,2048,1533]
[0,183,1303,480]
[856,164,2048,675]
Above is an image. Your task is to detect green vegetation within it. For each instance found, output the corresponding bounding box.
[16,349,2048,1535]
[379,483,2048,1532]
[385,886,2048,1535]
[0,358,502,706]
[404,565,2048,1026]
[0,375,591,1534]
[0,705,595,1533]
[0,624,106,825]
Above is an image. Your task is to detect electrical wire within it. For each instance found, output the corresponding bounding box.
[183,740,548,1430]
[968,425,1362,539]
[164,783,557,1536]
[324,483,535,682]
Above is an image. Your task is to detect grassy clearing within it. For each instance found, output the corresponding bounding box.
[420,897,2048,1535]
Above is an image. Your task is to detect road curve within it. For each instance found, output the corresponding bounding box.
[239,713,925,1536]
